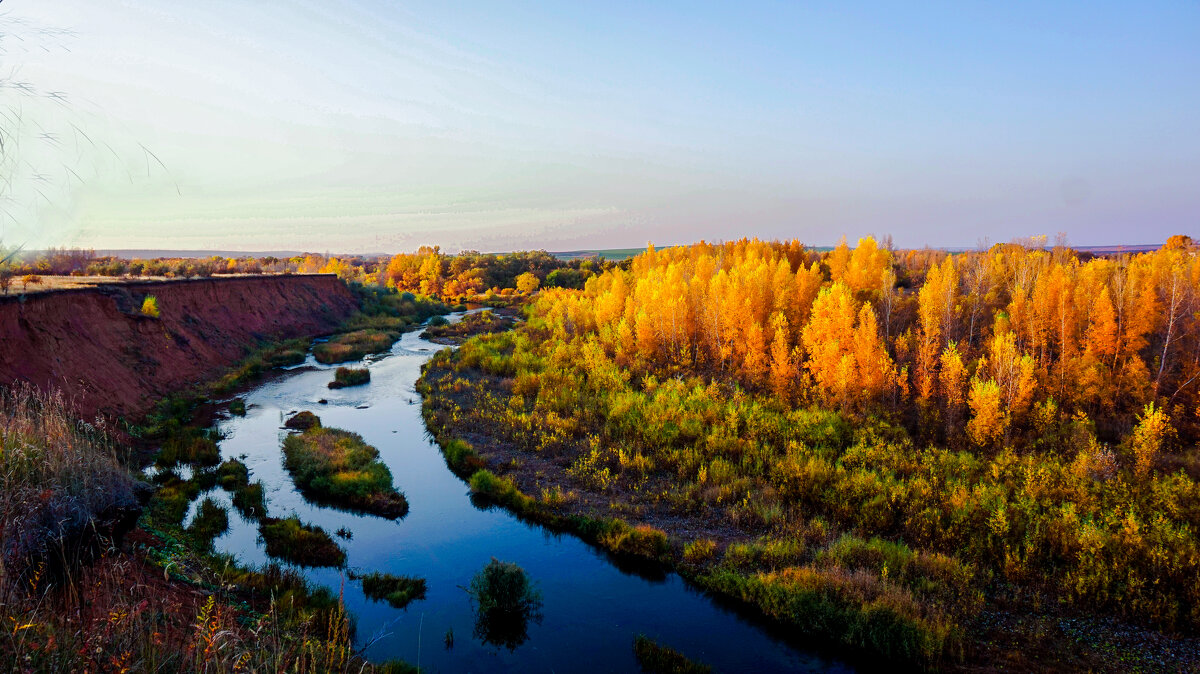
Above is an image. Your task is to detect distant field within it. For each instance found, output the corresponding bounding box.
[551,247,653,261]
[1,274,281,296]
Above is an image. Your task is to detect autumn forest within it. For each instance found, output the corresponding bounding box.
[419,235,1200,669]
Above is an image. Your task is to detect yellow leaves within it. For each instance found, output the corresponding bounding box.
[769,312,794,399]
[987,504,1009,538]
[742,321,769,384]
[844,235,892,296]
[852,303,894,398]
[140,295,160,318]
[801,282,896,408]
[967,378,1007,447]
[916,256,958,400]
[827,236,852,284]
[984,330,1037,418]
[1131,403,1171,478]
[938,342,968,410]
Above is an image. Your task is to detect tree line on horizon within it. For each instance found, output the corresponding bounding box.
[0,245,609,299]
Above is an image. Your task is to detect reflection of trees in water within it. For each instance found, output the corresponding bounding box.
[468,558,543,652]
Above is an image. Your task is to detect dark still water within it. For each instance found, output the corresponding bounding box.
[190,316,853,673]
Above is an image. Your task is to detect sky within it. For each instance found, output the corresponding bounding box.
[1,1,1197,253]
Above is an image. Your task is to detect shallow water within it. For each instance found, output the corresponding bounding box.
[195,316,853,673]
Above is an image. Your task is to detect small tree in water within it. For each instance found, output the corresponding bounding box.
[467,558,543,651]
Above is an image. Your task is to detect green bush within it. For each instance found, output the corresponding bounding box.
[217,458,250,490]
[284,411,321,430]
[140,295,160,318]
[468,558,543,651]
[328,367,370,389]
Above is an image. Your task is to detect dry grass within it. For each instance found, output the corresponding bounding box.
[0,384,416,672]
[0,384,137,585]
[0,528,385,673]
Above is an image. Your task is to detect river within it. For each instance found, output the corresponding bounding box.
[187,314,853,673]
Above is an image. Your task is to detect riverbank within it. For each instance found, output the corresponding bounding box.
[0,274,358,422]
[0,283,458,671]
[416,329,1200,674]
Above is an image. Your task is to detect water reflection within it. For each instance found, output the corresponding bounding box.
[468,558,544,652]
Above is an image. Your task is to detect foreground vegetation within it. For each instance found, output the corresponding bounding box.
[0,384,138,580]
[420,236,1200,671]
[0,384,415,672]
[282,426,409,519]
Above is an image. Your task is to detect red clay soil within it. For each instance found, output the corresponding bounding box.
[0,274,357,421]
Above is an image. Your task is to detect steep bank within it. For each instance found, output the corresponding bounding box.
[0,274,357,421]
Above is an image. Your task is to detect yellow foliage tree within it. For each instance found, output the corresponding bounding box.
[1131,403,1170,477]
[967,378,1006,447]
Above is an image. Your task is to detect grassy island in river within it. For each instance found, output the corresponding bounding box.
[282,426,409,519]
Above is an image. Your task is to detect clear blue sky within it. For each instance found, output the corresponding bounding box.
[5,1,1198,251]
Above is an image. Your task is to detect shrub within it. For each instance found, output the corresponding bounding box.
[328,367,370,389]
[284,411,321,430]
[0,385,137,572]
[217,458,250,490]
[683,539,718,564]
[701,566,955,666]
[140,295,160,318]
[442,438,486,477]
[598,522,670,560]
[229,398,246,416]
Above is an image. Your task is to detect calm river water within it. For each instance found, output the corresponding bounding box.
[189,315,853,673]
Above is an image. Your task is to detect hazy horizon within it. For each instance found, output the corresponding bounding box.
[3,2,1197,252]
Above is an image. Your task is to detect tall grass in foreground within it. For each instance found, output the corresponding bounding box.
[0,533,415,673]
[0,384,136,589]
